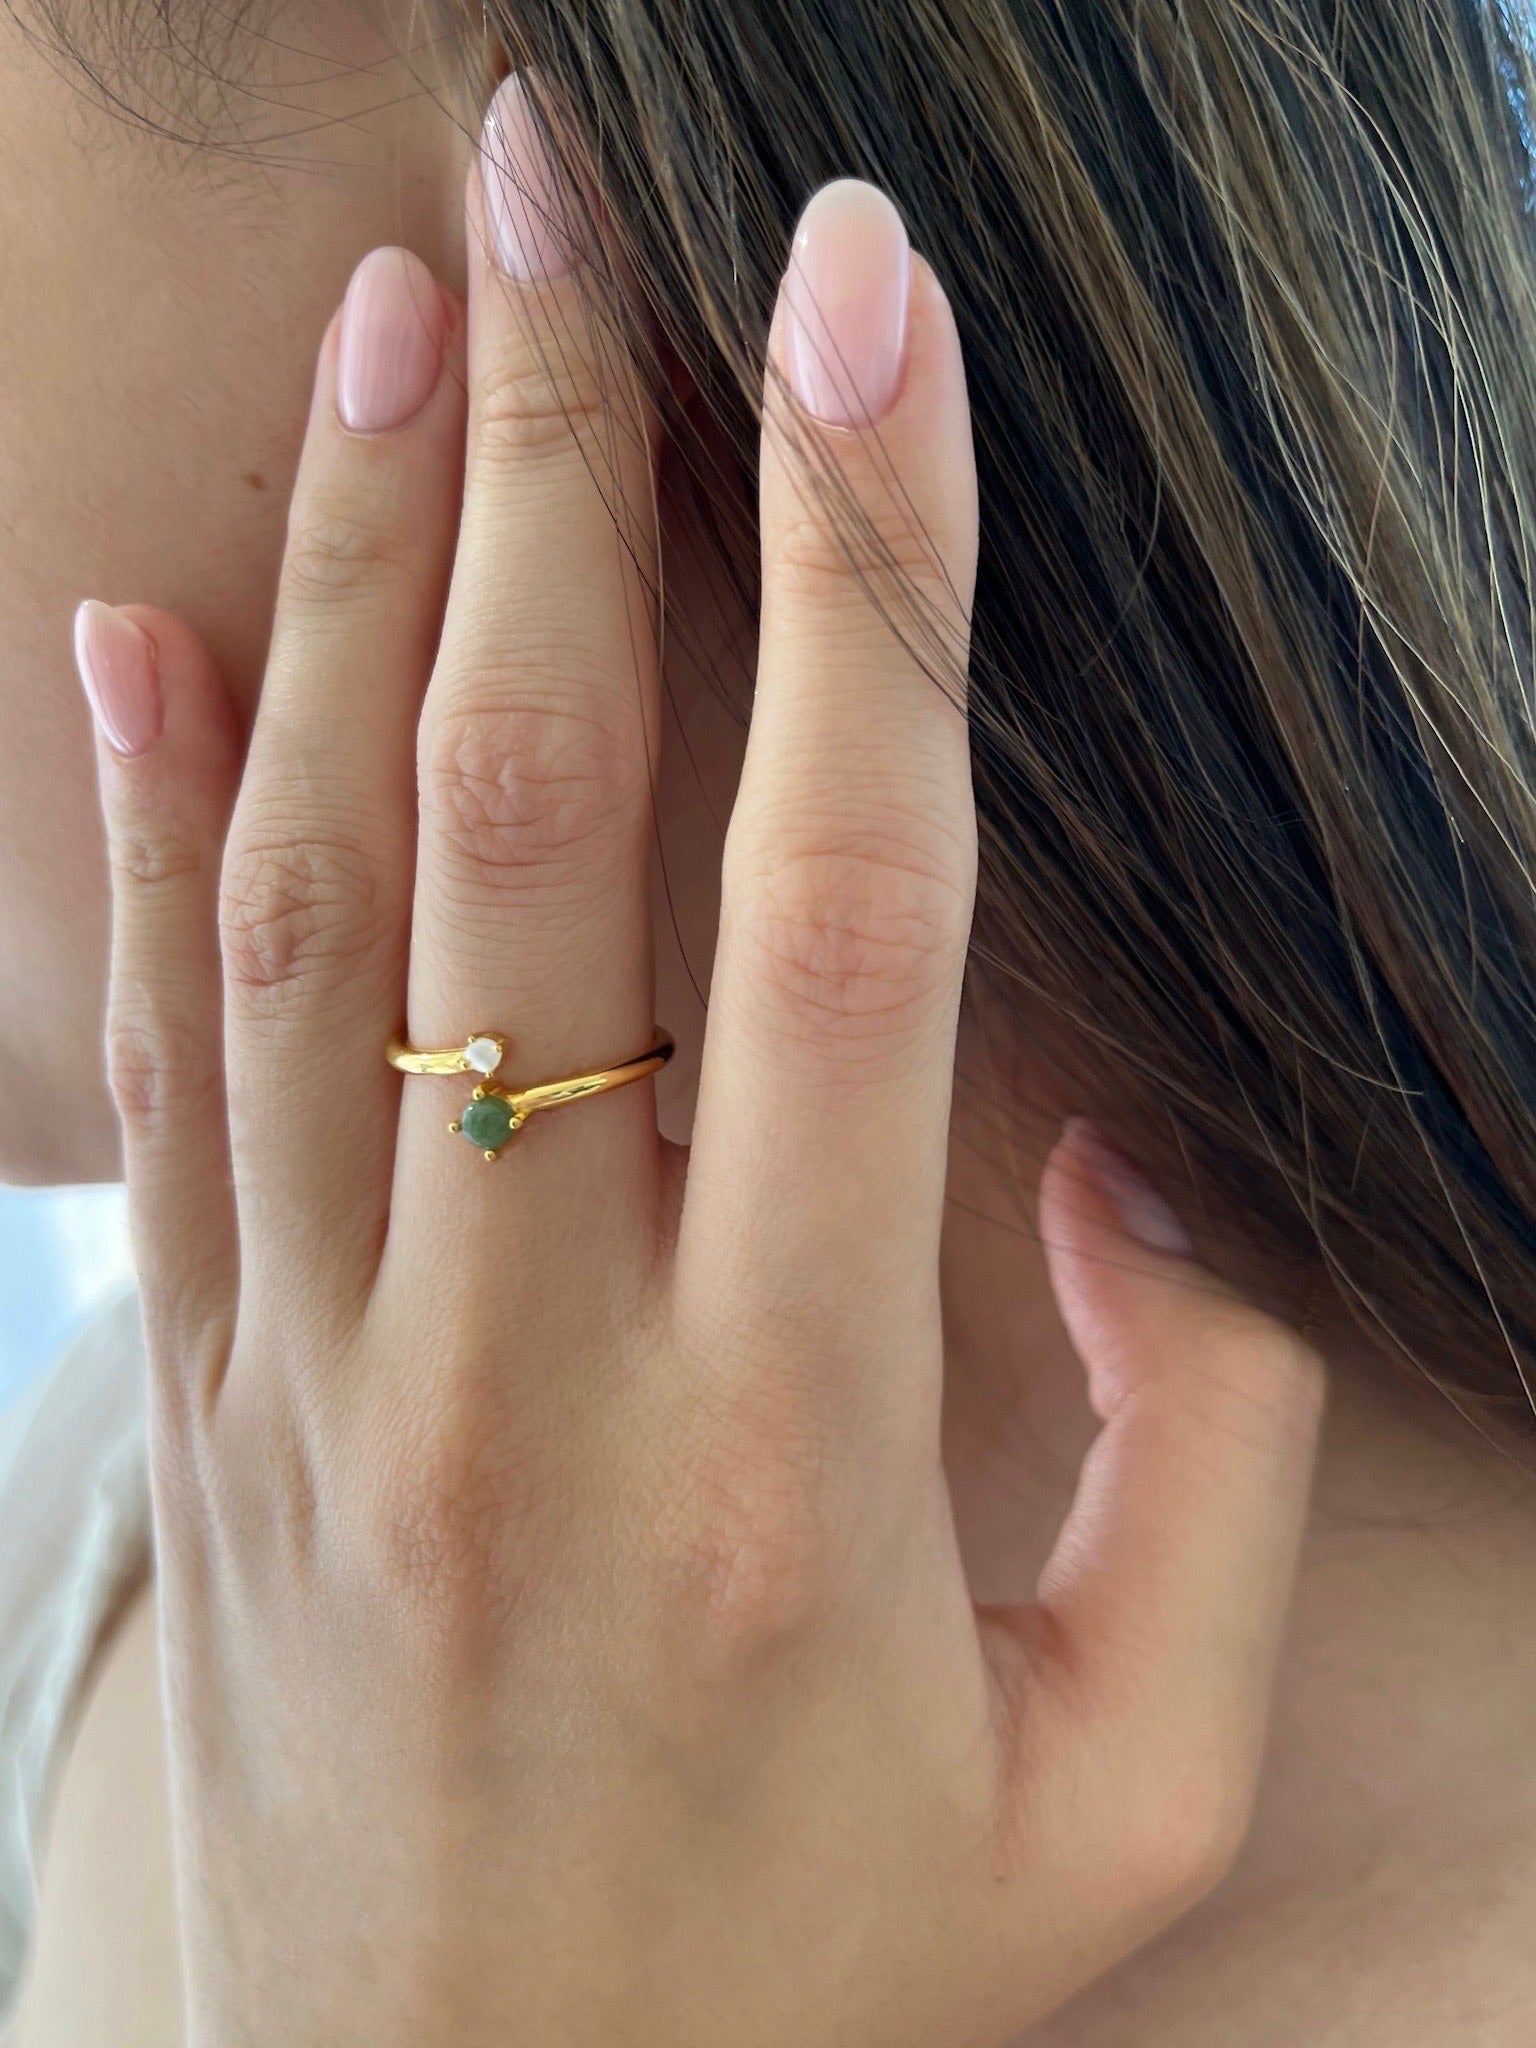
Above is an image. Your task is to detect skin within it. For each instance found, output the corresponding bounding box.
[1,8,1534,2044]
[0,5,478,1182]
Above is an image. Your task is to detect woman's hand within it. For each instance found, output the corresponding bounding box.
[75,76,1324,2047]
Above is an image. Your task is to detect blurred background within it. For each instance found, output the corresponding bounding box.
[0,1186,133,1407]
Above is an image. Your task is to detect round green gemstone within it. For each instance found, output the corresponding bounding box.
[460,1094,515,1152]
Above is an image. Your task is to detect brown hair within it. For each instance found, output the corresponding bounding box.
[472,0,1536,1406]
[42,0,1536,1403]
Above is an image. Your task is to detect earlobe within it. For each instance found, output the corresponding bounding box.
[1028,1112,1324,1733]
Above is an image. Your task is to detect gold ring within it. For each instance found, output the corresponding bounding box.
[386,1029,674,1160]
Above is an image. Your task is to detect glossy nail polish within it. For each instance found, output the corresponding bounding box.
[480,73,581,282]
[782,180,912,428]
[336,247,449,434]
[72,602,162,758]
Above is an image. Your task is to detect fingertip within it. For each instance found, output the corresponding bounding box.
[907,254,970,405]
[765,211,966,433]
[335,248,454,437]
[73,600,160,758]
[111,606,242,772]
[759,209,978,639]
[778,179,911,428]
[115,603,199,660]
[116,605,230,705]
[319,302,344,367]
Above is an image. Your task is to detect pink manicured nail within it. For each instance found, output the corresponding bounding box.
[73,601,162,758]
[336,247,448,434]
[480,73,581,282]
[782,180,911,428]
[1068,1120,1194,1258]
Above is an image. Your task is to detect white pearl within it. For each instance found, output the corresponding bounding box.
[465,1036,502,1075]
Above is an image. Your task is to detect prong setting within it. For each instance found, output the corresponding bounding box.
[464,1034,505,1077]
[458,1091,518,1157]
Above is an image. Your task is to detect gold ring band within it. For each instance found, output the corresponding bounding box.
[386,1029,674,1160]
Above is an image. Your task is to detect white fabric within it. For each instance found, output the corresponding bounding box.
[0,1292,151,2024]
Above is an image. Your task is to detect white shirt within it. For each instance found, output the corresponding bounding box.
[0,1293,150,2025]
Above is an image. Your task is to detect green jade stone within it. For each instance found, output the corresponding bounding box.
[460,1094,516,1153]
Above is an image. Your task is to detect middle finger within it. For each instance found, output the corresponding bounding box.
[397,76,662,1235]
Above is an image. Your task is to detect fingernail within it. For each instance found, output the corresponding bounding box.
[336,247,449,434]
[480,73,581,282]
[1068,1120,1194,1258]
[73,602,162,758]
[781,179,911,429]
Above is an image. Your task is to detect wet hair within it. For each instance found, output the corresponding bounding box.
[30,0,1536,1405]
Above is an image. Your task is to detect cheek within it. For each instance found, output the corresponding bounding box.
[0,10,478,711]
[0,142,306,1179]
[0,22,475,1179]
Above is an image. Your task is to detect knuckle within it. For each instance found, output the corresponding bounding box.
[362,1394,557,1654]
[471,323,610,466]
[377,1438,511,1622]
[773,491,950,595]
[220,830,383,1003]
[726,841,971,1044]
[109,820,207,895]
[105,1001,222,1135]
[282,506,412,609]
[648,1418,836,1683]
[419,697,637,894]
